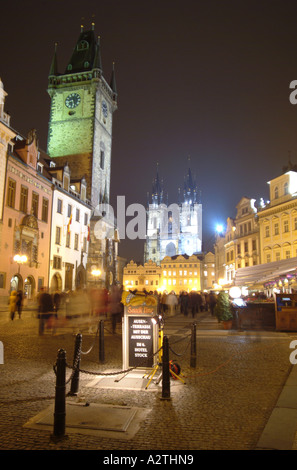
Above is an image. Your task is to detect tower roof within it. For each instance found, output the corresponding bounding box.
[151,163,164,205]
[65,24,102,74]
[183,158,197,204]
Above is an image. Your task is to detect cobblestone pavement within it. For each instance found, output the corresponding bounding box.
[0,304,296,452]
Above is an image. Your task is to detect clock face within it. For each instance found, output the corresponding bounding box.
[65,93,81,109]
[102,101,108,118]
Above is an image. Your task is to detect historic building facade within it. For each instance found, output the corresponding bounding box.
[257,170,297,264]
[0,125,53,298]
[144,163,202,265]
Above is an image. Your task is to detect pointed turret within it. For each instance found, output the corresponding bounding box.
[183,157,197,204]
[151,163,164,205]
[110,62,117,100]
[49,43,58,77]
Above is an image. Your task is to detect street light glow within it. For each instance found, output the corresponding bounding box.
[13,254,28,264]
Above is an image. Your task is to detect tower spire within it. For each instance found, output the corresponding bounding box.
[49,42,58,77]
[110,62,117,99]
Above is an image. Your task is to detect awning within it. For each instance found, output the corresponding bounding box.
[234,257,297,287]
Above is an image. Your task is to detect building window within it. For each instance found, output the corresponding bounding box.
[274,223,279,235]
[55,226,61,245]
[244,242,248,253]
[274,186,279,199]
[74,233,79,250]
[53,256,62,270]
[285,250,291,259]
[67,204,72,218]
[57,198,62,214]
[266,253,271,263]
[19,186,28,213]
[76,208,80,222]
[276,252,280,261]
[84,213,88,226]
[83,236,87,252]
[0,272,6,289]
[66,231,70,248]
[294,218,297,231]
[265,226,270,237]
[284,220,289,233]
[7,178,16,208]
[42,198,49,223]
[284,182,289,195]
[31,192,39,218]
[100,151,105,170]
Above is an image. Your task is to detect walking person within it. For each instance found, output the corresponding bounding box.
[109,284,122,334]
[9,290,17,321]
[209,291,217,316]
[16,290,23,319]
[38,287,54,335]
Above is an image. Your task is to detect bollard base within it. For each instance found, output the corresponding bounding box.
[160,395,171,401]
[50,433,69,443]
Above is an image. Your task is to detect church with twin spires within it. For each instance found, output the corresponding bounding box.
[144,162,202,265]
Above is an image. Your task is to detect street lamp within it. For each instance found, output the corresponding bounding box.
[91,269,101,285]
[13,254,28,274]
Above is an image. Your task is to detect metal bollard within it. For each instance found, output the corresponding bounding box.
[161,336,171,400]
[99,320,105,363]
[190,323,197,368]
[52,349,67,440]
[68,333,82,396]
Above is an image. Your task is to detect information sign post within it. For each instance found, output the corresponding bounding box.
[122,303,158,371]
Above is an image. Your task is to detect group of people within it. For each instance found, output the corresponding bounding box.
[9,290,24,320]
[156,290,217,318]
[37,285,124,335]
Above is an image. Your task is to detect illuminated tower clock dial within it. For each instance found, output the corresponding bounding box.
[65,92,81,109]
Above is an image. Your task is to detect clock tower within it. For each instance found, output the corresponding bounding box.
[47,24,119,290]
[47,23,117,208]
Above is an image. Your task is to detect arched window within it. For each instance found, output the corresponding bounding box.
[274,186,279,199]
[166,242,176,257]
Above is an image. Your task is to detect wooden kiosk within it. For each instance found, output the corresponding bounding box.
[275,293,297,331]
[121,291,159,371]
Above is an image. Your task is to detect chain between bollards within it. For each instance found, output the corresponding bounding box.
[51,348,68,441]
[190,323,197,368]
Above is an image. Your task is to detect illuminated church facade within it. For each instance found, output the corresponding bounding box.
[144,164,202,265]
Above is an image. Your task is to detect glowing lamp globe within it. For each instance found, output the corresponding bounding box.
[229,286,241,299]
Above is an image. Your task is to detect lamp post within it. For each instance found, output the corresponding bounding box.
[13,254,28,292]
[13,254,28,274]
[91,269,101,286]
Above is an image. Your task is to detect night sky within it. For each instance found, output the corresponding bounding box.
[2,0,297,262]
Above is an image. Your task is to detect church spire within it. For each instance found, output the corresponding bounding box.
[183,157,197,205]
[151,163,164,205]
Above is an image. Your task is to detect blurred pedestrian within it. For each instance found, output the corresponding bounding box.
[53,291,61,314]
[109,284,122,334]
[209,291,217,316]
[180,291,189,316]
[9,290,17,321]
[16,290,23,319]
[38,287,54,335]
[166,291,178,316]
